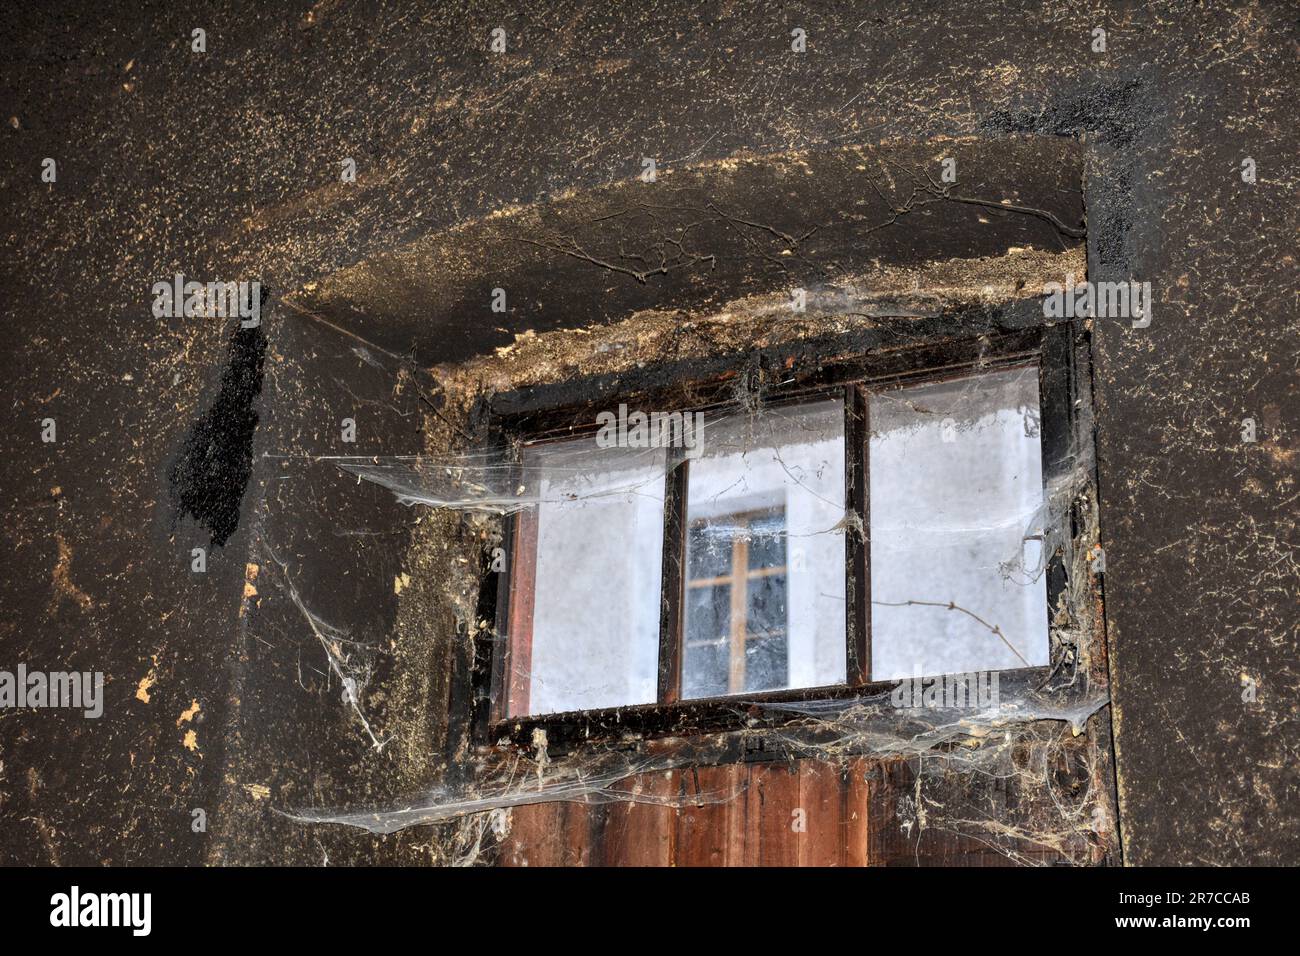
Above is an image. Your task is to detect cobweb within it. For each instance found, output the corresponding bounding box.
[271,331,1115,865]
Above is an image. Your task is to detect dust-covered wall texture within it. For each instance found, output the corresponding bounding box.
[1,1,1296,866]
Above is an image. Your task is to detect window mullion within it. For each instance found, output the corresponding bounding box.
[657,449,689,705]
[846,383,871,686]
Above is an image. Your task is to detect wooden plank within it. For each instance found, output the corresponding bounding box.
[498,799,566,867]
[674,763,745,866]
[865,755,1065,866]
[593,770,675,866]
[843,756,872,867]
[867,757,914,866]
[560,798,596,866]
[742,761,802,866]
[796,760,847,867]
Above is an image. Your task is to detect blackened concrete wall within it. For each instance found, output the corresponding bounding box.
[1,1,1296,865]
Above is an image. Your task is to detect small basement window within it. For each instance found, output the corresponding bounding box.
[491,332,1068,725]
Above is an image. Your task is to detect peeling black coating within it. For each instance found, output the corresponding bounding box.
[983,80,1155,268]
[982,79,1150,147]
[168,318,268,547]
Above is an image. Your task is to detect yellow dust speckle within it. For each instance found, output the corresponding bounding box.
[177,699,200,726]
[135,655,158,703]
[50,534,93,613]
[240,563,260,617]
[182,729,199,752]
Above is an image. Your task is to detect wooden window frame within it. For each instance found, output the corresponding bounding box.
[474,325,1077,751]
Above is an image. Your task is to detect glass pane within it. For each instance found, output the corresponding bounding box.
[744,571,788,692]
[685,583,731,643]
[869,366,1049,680]
[746,512,787,570]
[746,572,787,637]
[687,522,732,580]
[744,630,788,692]
[682,636,728,699]
[681,398,846,698]
[507,440,665,717]
[683,578,732,698]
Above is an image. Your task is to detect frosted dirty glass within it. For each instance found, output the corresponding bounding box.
[682,399,846,699]
[511,441,666,716]
[869,366,1049,680]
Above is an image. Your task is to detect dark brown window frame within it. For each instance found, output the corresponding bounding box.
[473,324,1078,751]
